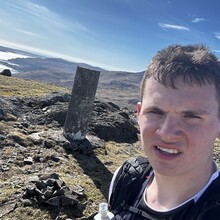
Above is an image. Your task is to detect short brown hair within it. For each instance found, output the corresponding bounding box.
[141,44,220,115]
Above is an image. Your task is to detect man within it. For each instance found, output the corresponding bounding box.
[108,44,220,219]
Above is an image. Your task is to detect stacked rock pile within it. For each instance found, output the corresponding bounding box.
[22,173,86,218]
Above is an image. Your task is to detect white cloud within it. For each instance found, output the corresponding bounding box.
[214,33,220,40]
[158,23,190,31]
[3,0,97,40]
[16,29,43,38]
[192,18,207,23]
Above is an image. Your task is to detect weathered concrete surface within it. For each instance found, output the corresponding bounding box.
[63,67,100,140]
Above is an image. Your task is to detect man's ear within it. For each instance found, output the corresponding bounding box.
[137,102,142,117]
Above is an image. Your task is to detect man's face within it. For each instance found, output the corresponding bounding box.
[137,77,220,178]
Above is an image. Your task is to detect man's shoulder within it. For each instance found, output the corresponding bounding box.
[109,156,152,214]
[186,174,220,219]
[114,156,152,186]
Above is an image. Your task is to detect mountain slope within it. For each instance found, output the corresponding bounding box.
[0,45,144,110]
[0,75,142,219]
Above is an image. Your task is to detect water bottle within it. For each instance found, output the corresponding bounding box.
[93,202,114,220]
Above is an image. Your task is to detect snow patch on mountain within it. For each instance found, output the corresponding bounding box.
[0,51,32,73]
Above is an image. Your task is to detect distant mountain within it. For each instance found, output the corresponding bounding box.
[0,45,144,110]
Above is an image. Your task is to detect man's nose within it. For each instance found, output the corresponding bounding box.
[156,115,183,141]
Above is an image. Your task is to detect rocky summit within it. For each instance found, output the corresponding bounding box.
[0,92,139,144]
[0,92,141,219]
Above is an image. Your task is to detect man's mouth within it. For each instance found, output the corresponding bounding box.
[156,146,180,155]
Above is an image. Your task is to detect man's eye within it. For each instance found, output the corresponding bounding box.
[148,109,164,115]
[184,114,201,119]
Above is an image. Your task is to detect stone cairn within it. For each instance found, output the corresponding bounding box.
[22,173,86,217]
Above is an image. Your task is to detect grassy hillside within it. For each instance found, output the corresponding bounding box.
[0,75,143,219]
[0,75,70,97]
[1,75,220,220]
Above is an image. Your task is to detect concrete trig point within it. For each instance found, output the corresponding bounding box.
[63,66,100,141]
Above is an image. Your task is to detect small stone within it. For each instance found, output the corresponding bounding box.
[39,173,59,180]
[45,196,61,206]
[54,179,65,189]
[22,199,32,207]
[15,143,26,150]
[61,195,78,206]
[77,201,87,212]
[0,201,16,218]
[52,188,65,197]
[0,134,6,141]
[1,164,10,171]
[36,180,47,190]
[43,189,53,199]
[26,175,39,183]
[24,156,33,165]
[25,187,36,197]
[35,188,44,196]
[45,178,56,186]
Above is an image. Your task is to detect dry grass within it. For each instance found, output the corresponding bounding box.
[0,75,69,97]
[0,140,143,219]
[2,207,51,220]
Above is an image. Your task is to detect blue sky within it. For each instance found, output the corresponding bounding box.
[0,0,219,72]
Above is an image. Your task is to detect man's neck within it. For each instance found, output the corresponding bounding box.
[145,162,216,211]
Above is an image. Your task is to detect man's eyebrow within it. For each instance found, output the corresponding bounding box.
[145,106,160,110]
[182,110,209,115]
[145,106,164,112]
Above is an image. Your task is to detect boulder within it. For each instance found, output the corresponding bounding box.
[0,69,12,77]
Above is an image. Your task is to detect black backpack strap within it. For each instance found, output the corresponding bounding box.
[124,205,162,220]
[109,156,152,215]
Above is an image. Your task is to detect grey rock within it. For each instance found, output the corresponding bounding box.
[1,164,10,171]
[61,195,78,206]
[0,69,12,77]
[35,180,47,190]
[45,196,61,206]
[0,200,16,218]
[24,156,33,165]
